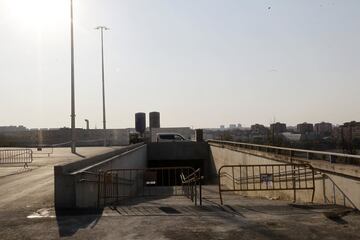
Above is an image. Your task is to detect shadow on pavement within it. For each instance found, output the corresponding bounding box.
[73,152,86,158]
[55,208,103,237]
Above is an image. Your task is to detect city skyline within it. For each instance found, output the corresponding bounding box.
[0,0,359,129]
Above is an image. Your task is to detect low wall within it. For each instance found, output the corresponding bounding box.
[54,143,146,209]
[209,142,360,209]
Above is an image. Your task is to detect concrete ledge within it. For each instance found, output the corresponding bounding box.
[55,143,144,174]
[54,143,146,209]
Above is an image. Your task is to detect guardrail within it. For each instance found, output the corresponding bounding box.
[208,140,360,165]
[218,163,315,205]
[0,149,33,167]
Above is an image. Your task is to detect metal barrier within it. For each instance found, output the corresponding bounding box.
[218,164,315,205]
[0,149,33,167]
[98,167,202,207]
[33,146,54,157]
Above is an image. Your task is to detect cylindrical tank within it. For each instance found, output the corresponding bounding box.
[195,129,204,142]
[135,112,146,134]
[149,111,160,129]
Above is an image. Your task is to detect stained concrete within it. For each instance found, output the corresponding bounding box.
[0,185,359,240]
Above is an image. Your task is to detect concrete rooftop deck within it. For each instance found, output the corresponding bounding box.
[0,147,360,239]
[1,186,360,239]
[0,147,124,210]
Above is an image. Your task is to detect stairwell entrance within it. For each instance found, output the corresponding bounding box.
[97,167,202,207]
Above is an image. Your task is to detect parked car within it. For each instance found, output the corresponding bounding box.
[156,133,188,142]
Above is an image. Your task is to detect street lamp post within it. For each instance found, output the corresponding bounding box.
[95,26,109,147]
[70,0,76,153]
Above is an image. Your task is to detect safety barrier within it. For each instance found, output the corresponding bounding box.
[0,149,33,167]
[218,163,315,205]
[97,167,202,207]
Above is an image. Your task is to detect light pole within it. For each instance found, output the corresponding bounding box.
[95,26,109,146]
[70,0,76,153]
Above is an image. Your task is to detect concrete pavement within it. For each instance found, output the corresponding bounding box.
[1,183,360,239]
[1,147,360,239]
[0,147,123,210]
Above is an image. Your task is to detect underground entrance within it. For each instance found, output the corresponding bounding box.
[97,167,203,207]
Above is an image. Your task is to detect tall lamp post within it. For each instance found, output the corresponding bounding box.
[95,26,109,146]
[70,0,76,153]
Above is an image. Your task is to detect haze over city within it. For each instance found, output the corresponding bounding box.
[0,0,359,129]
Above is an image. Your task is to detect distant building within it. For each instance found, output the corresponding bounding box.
[229,124,237,129]
[286,126,297,132]
[0,125,27,133]
[237,124,242,128]
[338,121,360,154]
[340,121,360,139]
[251,124,268,135]
[296,122,314,134]
[220,125,225,129]
[270,122,286,134]
[281,132,302,142]
[314,122,332,136]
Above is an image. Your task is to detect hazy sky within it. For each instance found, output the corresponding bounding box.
[0,0,359,129]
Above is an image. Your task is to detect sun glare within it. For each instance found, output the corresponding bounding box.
[5,0,68,29]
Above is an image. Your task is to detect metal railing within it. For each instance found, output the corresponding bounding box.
[208,140,360,165]
[180,168,203,206]
[97,167,202,207]
[218,163,315,205]
[0,149,33,167]
[322,174,358,209]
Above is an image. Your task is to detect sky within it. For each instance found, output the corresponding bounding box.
[0,0,359,129]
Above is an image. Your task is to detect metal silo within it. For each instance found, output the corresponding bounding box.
[135,112,146,134]
[149,112,160,129]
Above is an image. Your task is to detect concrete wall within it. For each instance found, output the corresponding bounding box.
[147,142,210,180]
[209,144,360,209]
[147,142,209,161]
[74,145,147,208]
[54,143,146,209]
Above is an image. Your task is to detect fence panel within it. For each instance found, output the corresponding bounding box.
[0,149,33,167]
[218,163,315,204]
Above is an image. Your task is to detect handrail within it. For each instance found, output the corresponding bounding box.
[180,168,202,206]
[180,168,201,183]
[208,139,360,159]
[208,139,360,165]
[322,174,358,210]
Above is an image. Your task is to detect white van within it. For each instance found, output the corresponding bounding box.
[156,133,187,142]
